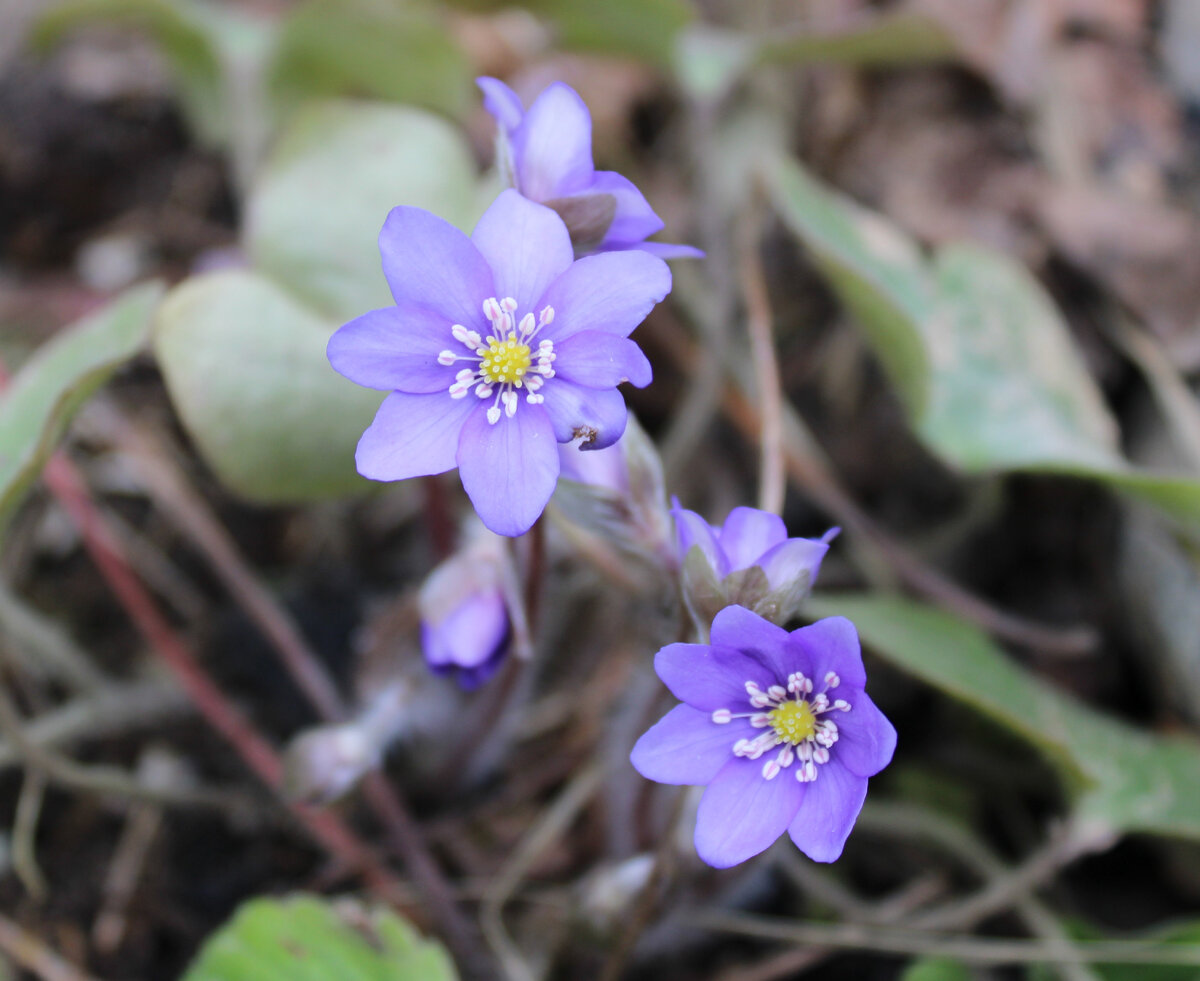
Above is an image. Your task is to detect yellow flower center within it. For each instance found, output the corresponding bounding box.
[769,699,817,745]
[479,338,532,385]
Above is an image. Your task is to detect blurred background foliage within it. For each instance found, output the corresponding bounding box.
[4,0,1200,979]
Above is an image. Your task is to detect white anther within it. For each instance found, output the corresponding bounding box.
[813,746,830,764]
[767,685,787,701]
[474,383,493,398]
[777,745,794,768]
[518,312,535,336]
[526,393,544,404]
[711,709,732,724]
[824,672,840,688]
[503,391,518,417]
[482,298,503,322]
[486,406,501,425]
[749,693,772,709]
[438,350,457,366]
[797,742,813,761]
[762,759,780,780]
[539,306,555,324]
[833,699,851,712]
[500,297,517,313]
[803,761,817,782]
[750,713,770,728]
[812,693,830,712]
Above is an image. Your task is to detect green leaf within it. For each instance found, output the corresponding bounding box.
[153,270,381,503]
[269,0,472,121]
[0,282,163,535]
[1029,918,1200,981]
[534,0,693,65]
[809,593,1200,840]
[180,894,458,980]
[771,156,1200,532]
[757,11,957,67]
[245,100,481,322]
[33,0,267,148]
[900,957,973,981]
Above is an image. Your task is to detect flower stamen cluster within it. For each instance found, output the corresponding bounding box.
[712,672,851,782]
[441,297,557,424]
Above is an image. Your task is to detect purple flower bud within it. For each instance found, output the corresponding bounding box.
[631,606,896,867]
[673,501,838,630]
[477,76,703,260]
[419,527,525,689]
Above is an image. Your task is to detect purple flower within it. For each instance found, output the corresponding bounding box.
[631,606,896,867]
[327,189,671,537]
[674,502,838,628]
[477,76,702,259]
[419,527,524,688]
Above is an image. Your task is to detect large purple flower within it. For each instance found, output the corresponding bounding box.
[478,76,702,259]
[328,189,671,537]
[674,502,838,628]
[631,606,896,868]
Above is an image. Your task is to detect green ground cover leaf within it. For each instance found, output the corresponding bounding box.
[810,594,1200,841]
[154,270,381,503]
[0,282,163,535]
[181,894,457,981]
[245,100,482,322]
[771,156,1200,531]
[757,10,956,67]
[269,0,472,121]
[900,957,973,981]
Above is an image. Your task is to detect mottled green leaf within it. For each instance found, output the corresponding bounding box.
[181,894,458,981]
[810,593,1200,840]
[154,270,381,503]
[771,155,1200,531]
[0,282,163,535]
[532,0,693,65]
[245,100,481,322]
[269,0,472,121]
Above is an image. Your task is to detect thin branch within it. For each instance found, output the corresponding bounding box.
[0,911,103,981]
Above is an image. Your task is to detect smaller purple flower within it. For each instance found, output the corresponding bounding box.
[328,189,671,537]
[478,76,702,259]
[419,527,525,689]
[631,606,896,867]
[674,502,838,628]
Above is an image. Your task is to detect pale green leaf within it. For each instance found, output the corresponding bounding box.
[153,269,381,503]
[0,282,163,534]
[809,594,1200,840]
[245,100,481,322]
[180,894,458,981]
[757,10,956,67]
[535,0,694,65]
[269,0,472,121]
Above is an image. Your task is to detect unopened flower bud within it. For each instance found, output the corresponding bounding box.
[674,501,838,632]
[419,524,527,688]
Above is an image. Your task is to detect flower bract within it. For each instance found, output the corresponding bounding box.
[631,606,896,868]
[477,76,702,259]
[328,189,671,537]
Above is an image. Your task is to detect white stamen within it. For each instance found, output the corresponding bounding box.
[518,312,535,336]
[750,713,771,728]
[486,406,501,425]
[474,383,493,398]
[500,297,518,313]
[813,746,830,764]
[539,306,554,324]
[762,759,781,780]
[824,672,840,688]
[482,298,503,322]
[437,350,457,365]
[526,393,544,404]
[833,699,851,712]
[711,709,732,724]
[767,685,787,701]
[777,745,794,768]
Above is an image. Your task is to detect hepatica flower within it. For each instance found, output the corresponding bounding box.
[478,76,702,259]
[631,606,896,867]
[327,189,671,536]
[674,502,839,628]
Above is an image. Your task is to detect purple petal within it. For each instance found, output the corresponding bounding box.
[554,331,652,389]
[537,251,671,343]
[630,704,743,786]
[471,190,573,314]
[673,505,728,578]
[476,76,524,133]
[355,391,477,481]
[718,507,788,570]
[457,402,559,537]
[787,763,868,863]
[587,170,663,245]
[695,757,803,868]
[624,241,706,260]
[327,306,457,393]
[557,439,627,492]
[790,617,866,691]
[379,207,493,328]
[422,590,508,669]
[709,605,794,676]
[654,641,775,712]
[538,381,627,449]
[757,537,830,592]
[512,82,594,199]
[833,689,896,778]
